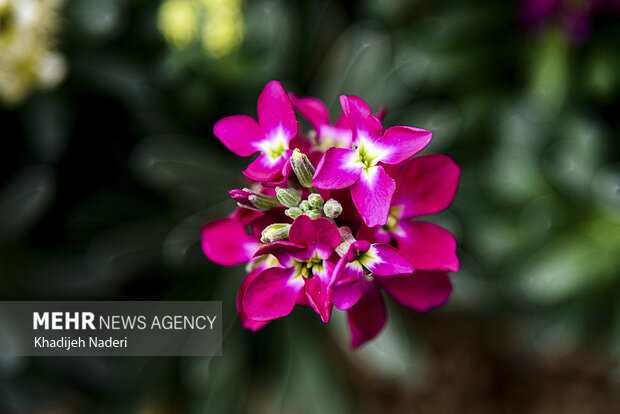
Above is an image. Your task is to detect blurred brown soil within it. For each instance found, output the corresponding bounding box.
[350,313,620,414]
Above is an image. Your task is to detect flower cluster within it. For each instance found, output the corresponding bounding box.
[201,81,460,347]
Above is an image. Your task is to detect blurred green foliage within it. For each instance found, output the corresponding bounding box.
[1,0,619,412]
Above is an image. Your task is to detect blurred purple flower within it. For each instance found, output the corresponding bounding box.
[520,0,620,42]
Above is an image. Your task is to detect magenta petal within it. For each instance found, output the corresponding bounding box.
[356,225,391,244]
[332,279,362,310]
[394,221,459,272]
[377,126,432,164]
[332,260,363,310]
[362,244,414,276]
[350,165,395,227]
[392,154,460,218]
[379,271,452,312]
[253,241,307,268]
[243,153,287,182]
[296,289,311,306]
[231,207,263,225]
[243,267,304,321]
[289,94,330,129]
[201,218,258,266]
[289,215,341,258]
[312,147,362,190]
[335,114,351,129]
[339,95,383,141]
[237,270,269,331]
[263,160,293,187]
[257,81,297,140]
[213,115,263,157]
[263,149,295,187]
[347,280,386,348]
[304,260,335,322]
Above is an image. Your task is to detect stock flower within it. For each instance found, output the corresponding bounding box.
[313,95,432,227]
[202,80,460,347]
[379,154,461,272]
[331,234,451,347]
[331,238,414,310]
[242,215,340,323]
[214,81,297,183]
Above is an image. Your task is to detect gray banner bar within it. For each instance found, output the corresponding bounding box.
[0,301,222,356]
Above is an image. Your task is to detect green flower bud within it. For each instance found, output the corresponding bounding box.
[248,195,279,211]
[230,188,279,212]
[323,198,343,218]
[306,209,322,220]
[299,200,311,211]
[260,223,291,243]
[275,186,301,208]
[285,207,304,219]
[308,193,324,209]
[290,148,315,188]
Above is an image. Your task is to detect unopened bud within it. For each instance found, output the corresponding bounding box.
[230,188,279,212]
[248,195,279,211]
[306,209,322,220]
[299,200,311,211]
[323,198,342,218]
[275,187,301,208]
[260,223,291,243]
[290,148,315,188]
[285,207,304,219]
[336,226,355,257]
[308,193,324,209]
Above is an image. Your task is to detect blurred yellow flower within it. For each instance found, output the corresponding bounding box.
[0,0,66,105]
[157,0,198,49]
[201,8,243,58]
[158,0,244,58]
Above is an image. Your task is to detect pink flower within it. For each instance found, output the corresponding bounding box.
[242,215,341,323]
[312,96,432,227]
[213,81,297,183]
[377,154,461,273]
[331,239,414,310]
[332,238,451,347]
[203,81,461,347]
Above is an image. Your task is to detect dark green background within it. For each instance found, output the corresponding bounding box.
[1,0,619,412]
